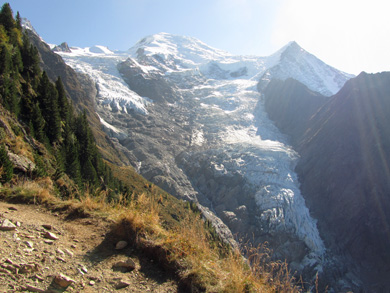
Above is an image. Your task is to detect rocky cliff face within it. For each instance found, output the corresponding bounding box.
[260,78,328,146]
[262,72,390,291]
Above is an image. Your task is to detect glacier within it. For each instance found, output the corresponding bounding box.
[57,46,150,115]
[54,32,353,272]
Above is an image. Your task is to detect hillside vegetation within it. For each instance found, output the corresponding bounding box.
[0,3,302,292]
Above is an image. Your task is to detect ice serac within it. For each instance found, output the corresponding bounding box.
[52,32,353,285]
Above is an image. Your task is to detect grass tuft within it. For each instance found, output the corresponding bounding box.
[0,177,57,204]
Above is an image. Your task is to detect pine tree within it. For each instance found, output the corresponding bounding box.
[55,77,69,122]
[11,46,22,73]
[0,144,13,183]
[4,76,19,114]
[0,42,11,75]
[21,33,40,86]
[0,25,9,43]
[82,158,98,185]
[37,72,61,143]
[19,81,34,124]
[63,129,82,187]
[66,148,82,187]
[75,111,91,165]
[31,101,46,142]
[15,11,21,30]
[74,111,101,185]
[0,3,15,33]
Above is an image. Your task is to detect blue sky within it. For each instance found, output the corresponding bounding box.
[5,0,390,74]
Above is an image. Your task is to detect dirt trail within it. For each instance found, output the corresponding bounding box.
[0,201,178,292]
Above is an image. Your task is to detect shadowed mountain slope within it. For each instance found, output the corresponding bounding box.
[262,72,390,290]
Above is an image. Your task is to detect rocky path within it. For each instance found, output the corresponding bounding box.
[0,201,178,292]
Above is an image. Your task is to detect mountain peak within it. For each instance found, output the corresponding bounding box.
[280,41,306,58]
[260,40,353,96]
[286,40,300,48]
[266,41,304,65]
[21,18,39,36]
[129,32,232,67]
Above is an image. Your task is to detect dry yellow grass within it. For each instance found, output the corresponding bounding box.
[10,136,35,162]
[0,177,57,204]
[0,179,302,292]
[109,192,301,292]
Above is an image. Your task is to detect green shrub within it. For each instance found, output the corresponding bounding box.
[0,144,13,183]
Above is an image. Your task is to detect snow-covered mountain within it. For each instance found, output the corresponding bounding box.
[56,33,351,119]
[258,41,354,96]
[54,32,353,284]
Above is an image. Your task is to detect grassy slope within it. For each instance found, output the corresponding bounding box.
[0,104,301,292]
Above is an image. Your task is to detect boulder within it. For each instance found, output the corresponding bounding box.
[0,219,16,231]
[7,152,35,173]
[43,231,58,240]
[115,240,128,250]
[113,259,136,272]
[116,279,131,289]
[54,274,75,288]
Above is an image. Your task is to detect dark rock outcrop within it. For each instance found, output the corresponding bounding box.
[118,58,178,104]
[260,78,328,145]
[52,42,71,53]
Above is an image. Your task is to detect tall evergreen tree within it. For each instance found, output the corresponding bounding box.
[15,11,21,30]
[63,126,82,187]
[0,3,15,33]
[21,33,40,87]
[74,111,100,185]
[83,158,98,185]
[0,42,11,75]
[0,25,9,43]
[31,101,46,142]
[3,76,19,114]
[37,72,61,143]
[11,46,22,73]
[19,81,34,123]
[55,77,69,122]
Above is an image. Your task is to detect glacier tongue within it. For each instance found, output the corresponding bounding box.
[180,77,325,255]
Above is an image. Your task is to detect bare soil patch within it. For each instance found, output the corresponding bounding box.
[0,201,178,292]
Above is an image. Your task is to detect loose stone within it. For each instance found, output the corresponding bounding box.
[0,219,16,231]
[43,231,58,240]
[115,240,128,250]
[54,274,75,288]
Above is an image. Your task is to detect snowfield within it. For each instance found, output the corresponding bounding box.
[57,48,150,115]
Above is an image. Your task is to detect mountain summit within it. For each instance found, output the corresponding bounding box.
[129,32,232,67]
[259,40,354,96]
